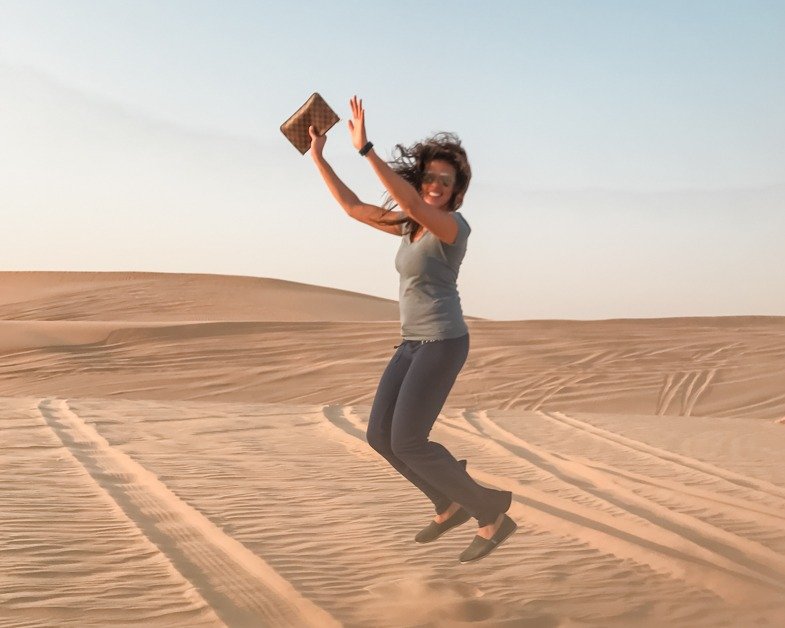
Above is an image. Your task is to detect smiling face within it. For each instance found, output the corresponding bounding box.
[420,159,457,211]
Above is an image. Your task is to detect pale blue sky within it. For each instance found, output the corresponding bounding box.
[1,1,783,319]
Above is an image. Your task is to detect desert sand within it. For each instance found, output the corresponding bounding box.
[1,271,784,627]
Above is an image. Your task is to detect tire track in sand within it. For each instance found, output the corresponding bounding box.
[459,411,785,587]
[656,368,719,417]
[544,410,785,501]
[657,372,691,415]
[38,398,339,628]
[321,404,785,606]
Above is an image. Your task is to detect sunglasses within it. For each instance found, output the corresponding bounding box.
[422,171,456,187]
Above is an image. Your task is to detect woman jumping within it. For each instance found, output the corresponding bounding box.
[308,95,516,563]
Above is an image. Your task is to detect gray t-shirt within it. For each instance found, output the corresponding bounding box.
[394,211,471,340]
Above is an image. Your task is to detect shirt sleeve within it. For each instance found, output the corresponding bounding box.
[448,211,471,247]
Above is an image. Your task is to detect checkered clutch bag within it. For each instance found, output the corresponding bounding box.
[280,93,340,155]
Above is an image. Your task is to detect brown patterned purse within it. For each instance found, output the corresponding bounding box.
[280,93,340,155]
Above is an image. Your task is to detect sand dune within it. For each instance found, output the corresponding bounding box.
[1,272,784,626]
[0,272,401,322]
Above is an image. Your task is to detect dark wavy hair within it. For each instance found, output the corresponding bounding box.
[377,132,471,238]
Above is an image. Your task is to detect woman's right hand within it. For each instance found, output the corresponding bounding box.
[309,125,326,159]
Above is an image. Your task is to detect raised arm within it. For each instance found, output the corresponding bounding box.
[308,125,403,236]
[348,96,458,245]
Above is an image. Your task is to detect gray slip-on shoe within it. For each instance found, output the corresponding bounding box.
[458,514,517,563]
[415,507,472,543]
[414,459,470,544]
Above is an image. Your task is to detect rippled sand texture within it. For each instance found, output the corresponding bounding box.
[1,272,784,627]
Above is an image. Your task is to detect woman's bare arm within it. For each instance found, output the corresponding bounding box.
[309,125,403,236]
[364,149,458,244]
[348,97,458,245]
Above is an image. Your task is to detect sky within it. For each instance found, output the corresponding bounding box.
[1,0,783,320]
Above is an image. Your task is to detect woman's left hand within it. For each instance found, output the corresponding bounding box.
[348,95,369,151]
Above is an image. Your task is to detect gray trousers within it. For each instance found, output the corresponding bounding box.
[366,333,512,527]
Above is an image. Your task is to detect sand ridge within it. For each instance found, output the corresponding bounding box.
[2,316,784,419]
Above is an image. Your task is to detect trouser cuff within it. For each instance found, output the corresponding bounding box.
[477,490,512,526]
